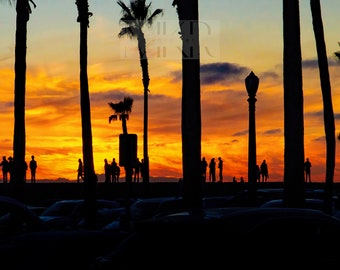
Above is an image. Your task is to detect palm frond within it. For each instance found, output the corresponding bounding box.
[109,114,118,123]
[147,8,163,25]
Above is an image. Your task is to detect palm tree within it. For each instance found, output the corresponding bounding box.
[108,96,135,183]
[75,0,98,229]
[2,1,36,191]
[310,0,336,214]
[108,96,134,224]
[171,0,202,210]
[108,96,134,135]
[117,0,163,195]
[283,0,305,207]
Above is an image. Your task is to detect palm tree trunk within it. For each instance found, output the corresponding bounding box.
[283,0,305,207]
[12,0,29,198]
[77,0,97,229]
[173,0,202,210]
[138,34,150,196]
[310,0,335,214]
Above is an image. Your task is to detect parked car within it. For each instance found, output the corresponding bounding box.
[102,196,188,231]
[0,195,48,239]
[39,199,122,230]
[94,207,340,269]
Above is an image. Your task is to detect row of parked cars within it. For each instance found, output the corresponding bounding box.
[1,187,340,269]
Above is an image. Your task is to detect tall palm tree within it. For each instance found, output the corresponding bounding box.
[2,1,36,191]
[75,0,98,229]
[117,0,163,195]
[283,0,305,207]
[310,0,335,214]
[171,0,202,210]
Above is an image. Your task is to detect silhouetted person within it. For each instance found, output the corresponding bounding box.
[218,157,223,182]
[77,158,83,183]
[111,158,118,183]
[232,176,237,183]
[0,156,9,184]
[104,158,111,183]
[209,158,216,183]
[29,155,37,183]
[201,157,208,182]
[304,158,312,183]
[240,177,244,184]
[260,159,268,182]
[255,164,261,182]
[134,158,141,183]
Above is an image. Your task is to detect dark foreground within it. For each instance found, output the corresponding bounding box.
[0,181,338,205]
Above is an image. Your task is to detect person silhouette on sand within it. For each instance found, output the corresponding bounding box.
[304,158,312,183]
[209,158,216,183]
[77,158,83,183]
[260,160,268,182]
[29,155,37,183]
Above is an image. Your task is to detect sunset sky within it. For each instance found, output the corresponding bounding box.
[1,0,340,183]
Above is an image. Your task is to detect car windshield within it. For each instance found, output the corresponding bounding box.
[40,201,80,217]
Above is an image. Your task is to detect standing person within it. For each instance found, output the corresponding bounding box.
[134,158,141,183]
[77,158,83,183]
[104,159,111,183]
[260,159,269,182]
[217,157,223,182]
[0,156,9,184]
[201,157,208,183]
[209,158,216,183]
[29,155,37,183]
[110,158,118,183]
[304,157,312,183]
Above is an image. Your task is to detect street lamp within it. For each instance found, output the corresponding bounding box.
[245,71,259,200]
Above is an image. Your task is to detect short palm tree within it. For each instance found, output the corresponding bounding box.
[109,97,134,216]
[108,96,134,135]
[117,0,163,191]
[75,0,97,229]
[2,0,36,188]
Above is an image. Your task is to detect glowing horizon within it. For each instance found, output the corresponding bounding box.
[1,0,340,183]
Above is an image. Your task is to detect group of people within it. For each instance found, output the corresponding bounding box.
[0,155,37,184]
[201,157,224,183]
[255,159,269,182]
[103,158,121,184]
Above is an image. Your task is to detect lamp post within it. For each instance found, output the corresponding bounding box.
[245,71,259,201]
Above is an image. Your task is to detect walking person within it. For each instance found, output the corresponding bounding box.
[217,157,223,182]
[304,157,312,183]
[29,155,37,183]
[260,159,269,182]
[77,158,83,183]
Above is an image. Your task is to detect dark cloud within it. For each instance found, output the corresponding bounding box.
[302,57,340,69]
[200,62,249,85]
[170,62,250,85]
[232,130,248,137]
[263,129,281,135]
